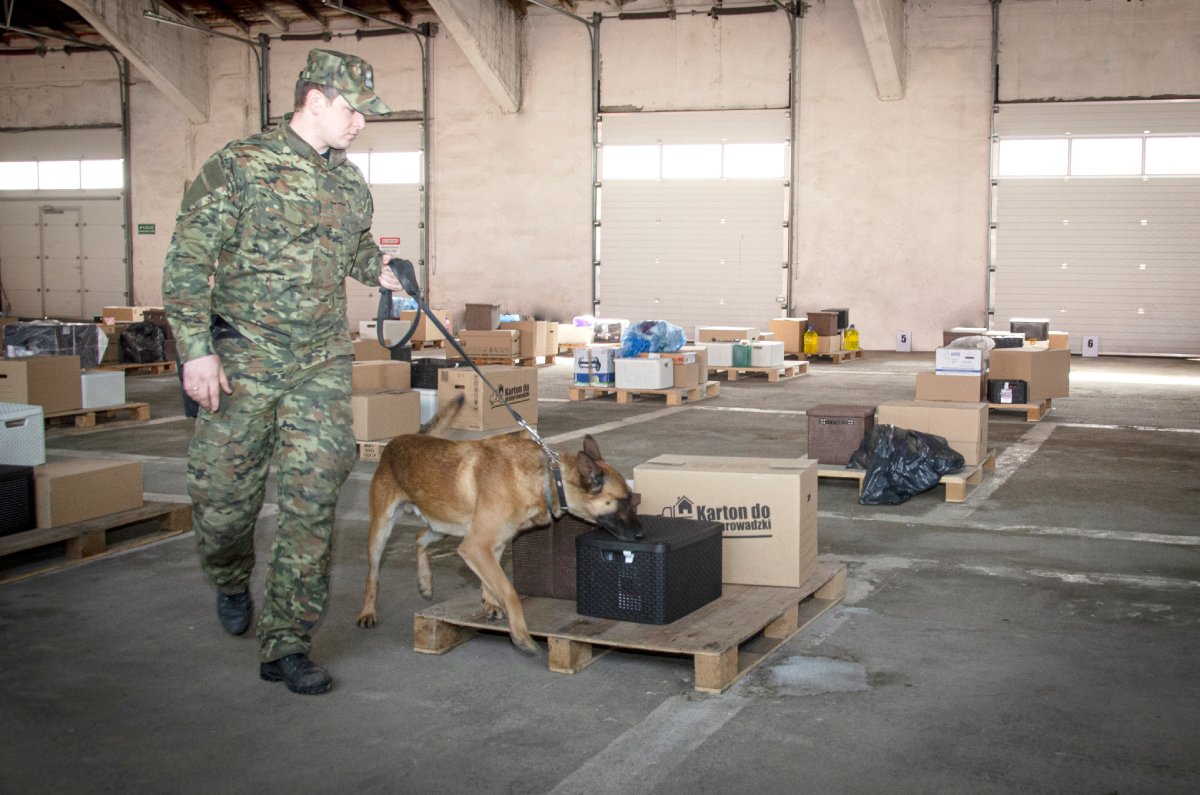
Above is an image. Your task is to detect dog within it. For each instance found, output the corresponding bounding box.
[356,394,641,654]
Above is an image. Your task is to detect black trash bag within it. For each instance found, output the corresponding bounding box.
[120,321,165,364]
[847,424,966,505]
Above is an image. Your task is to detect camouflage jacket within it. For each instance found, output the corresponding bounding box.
[162,114,381,362]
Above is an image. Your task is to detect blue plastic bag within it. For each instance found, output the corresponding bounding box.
[620,320,686,358]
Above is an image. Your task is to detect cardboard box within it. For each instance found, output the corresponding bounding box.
[399,309,452,343]
[351,361,411,394]
[615,357,673,390]
[359,319,412,345]
[499,320,558,358]
[696,326,758,343]
[807,404,875,465]
[0,356,82,414]
[573,344,619,386]
[438,366,538,431]
[102,306,144,323]
[34,459,143,529]
[915,372,986,402]
[806,311,840,337]
[639,351,699,388]
[80,370,126,409]
[634,455,818,588]
[351,390,421,441]
[935,347,986,375]
[1048,331,1069,350]
[465,303,501,330]
[458,330,520,357]
[749,340,785,367]
[815,335,842,355]
[767,318,807,355]
[987,348,1070,403]
[352,339,392,361]
[876,400,988,466]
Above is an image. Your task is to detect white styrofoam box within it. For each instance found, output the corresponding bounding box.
[615,357,673,390]
[935,347,985,374]
[359,319,412,344]
[0,402,46,466]
[80,370,126,409]
[415,387,438,425]
[750,340,785,367]
[703,341,735,367]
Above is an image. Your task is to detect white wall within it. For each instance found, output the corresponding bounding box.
[2,0,1198,349]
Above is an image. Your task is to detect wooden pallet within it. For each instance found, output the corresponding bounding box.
[708,361,808,382]
[99,361,177,376]
[568,381,720,405]
[818,450,997,503]
[0,501,192,585]
[449,354,555,368]
[805,349,863,364]
[988,398,1053,422]
[414,559,846,693]
[411,339,446,351]
[42,402,151,429]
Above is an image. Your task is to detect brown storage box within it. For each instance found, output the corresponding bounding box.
[352,339,393,361]
[351,390,421,441]
[815,335,842,355]
[0,355,82,415]
[915,372,986,402]
[102,306,143,323]
[987,348,1070,403]
[498,320,558,358]
[438,365,537,431]
[807,404,876,465]
[465,303,502,330]
[458,330,520,357]
[511,514,595,599]
[34,459,143,529]
[876,400,988,466]
[398,309,452,343]
[351,361,410,393]
[1048,331,1069,350]
[806,311,840,337]
[768,318,808,355]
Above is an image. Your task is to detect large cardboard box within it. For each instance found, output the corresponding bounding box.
[459,329,520,357]
[351,360,411,393]
[352,339,392,361]
[465,303,501,330]
[438,365,538,431]
[359,319,411,345]
[499,320,558,358]
[935,347,986,375]
[638,346,707,388]
[351,390,421,440]
[987,348,1070,403]
[0,356,82,414]
[634,455,818,588]
[399,309,453,343]
[80,370,126,408]
[615,357,672,390]
[768,318,808,355]
[573,344,619,386]
[915,372,986,402]
[34,459,143,529]
[696,326,758,343]
[876,400,988,466]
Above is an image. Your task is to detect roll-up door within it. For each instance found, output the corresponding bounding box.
[596,110,790,336]
[992,101,1200,356]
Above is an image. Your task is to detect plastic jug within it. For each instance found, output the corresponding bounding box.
[844,324,859,351]
[732,340,752,367]
[803,326,819,355]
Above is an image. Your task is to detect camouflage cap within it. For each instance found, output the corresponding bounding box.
[298,48,392,116]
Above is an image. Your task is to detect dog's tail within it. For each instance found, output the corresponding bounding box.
[421,392,465,437]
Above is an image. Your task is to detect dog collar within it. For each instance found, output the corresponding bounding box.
[542,455,568,522]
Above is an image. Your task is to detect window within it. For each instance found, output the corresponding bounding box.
[661,144,721,179]
[724,143,786,179]
[997,139,1068,177]
[0,158,123,190]
[602,145,660,180]
[1145,136,1200,175]
[1071,138,1142,176]
[601,142,787,181]
[997,135,1200,178]
[0,161,38,190]
[346,151,422,185]
[81,159,123,189]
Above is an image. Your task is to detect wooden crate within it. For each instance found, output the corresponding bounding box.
[414,559,847,694]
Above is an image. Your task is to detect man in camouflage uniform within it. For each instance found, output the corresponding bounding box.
[163,49,404,695]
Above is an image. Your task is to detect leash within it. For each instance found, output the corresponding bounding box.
[378,258,569,518]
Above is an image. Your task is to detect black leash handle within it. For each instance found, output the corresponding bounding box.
[375,258,422,350]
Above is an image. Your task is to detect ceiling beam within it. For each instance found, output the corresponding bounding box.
[205,0,253,35]
[428,0,522,112]
[381,0,414,26]
[158,0,212,32]
[852,0,906,101]
[245,0,291,31]
[291,0,329,28]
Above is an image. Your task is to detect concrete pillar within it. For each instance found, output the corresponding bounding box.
[429,0,522,112]
[852,0,906,100]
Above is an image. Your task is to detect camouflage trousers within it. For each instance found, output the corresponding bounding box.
[188,335,355,663]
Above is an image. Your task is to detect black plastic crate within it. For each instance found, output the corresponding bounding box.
[988,332,1025,349]
[512,514,595,600]
[576,516,722,625]
[988,379,1028,405]
[821,307,850,331]
[0,464,36,537]
[411,358,461,389]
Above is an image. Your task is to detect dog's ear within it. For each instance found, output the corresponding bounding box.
[581,434,604,463]
[575,450,605,494]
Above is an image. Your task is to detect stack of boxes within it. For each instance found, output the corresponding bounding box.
[350,360,419,442]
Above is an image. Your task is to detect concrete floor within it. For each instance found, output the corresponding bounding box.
[2,350,1198,793]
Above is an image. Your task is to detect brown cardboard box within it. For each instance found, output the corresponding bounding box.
[352,361,410,393]
[1048,331,1069,350]
[351,390,421,441]
[768,318,808,355]
[634,455,819,588]
[459,330,520,357]
[696,326,758,343]
[0,355,82,414]
[638,346,708,388]
[498,320,558,358]
[807,404,876,465]
[876,400,988,466]
[815,335,842,355]
[102,306,143,323]
[987,348,1070,403]
[916,372,986,402]
[34,459,143,529]
[806,310,840,336]
[438,365,538,431]
[465,303,501,330]
[352,339,393,361]
[399,309,452,343]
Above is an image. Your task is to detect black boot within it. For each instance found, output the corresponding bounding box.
[259,653,332,695]
[216,589,253,636]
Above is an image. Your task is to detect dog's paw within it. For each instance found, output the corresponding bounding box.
[356,613,377,628]
[512,635,542,657]
[419,585,434,600]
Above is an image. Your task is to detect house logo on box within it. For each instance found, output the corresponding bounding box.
[488,383,530,410]
[660,495,773,536]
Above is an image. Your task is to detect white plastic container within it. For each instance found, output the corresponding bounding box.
[615,357,673,390]
[0,402,46,466]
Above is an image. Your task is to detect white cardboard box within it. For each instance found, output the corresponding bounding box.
[573,344,618,386]
[935,347,986,375]
[615,357,672,390]
[359,319,412,345]
[80,370,125,409]
[749,340,785,367]
[0,402,45,466]
[703,342,735,367]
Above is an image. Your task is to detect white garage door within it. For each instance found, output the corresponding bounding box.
[596,110,790,336]
[992,100,1200,356]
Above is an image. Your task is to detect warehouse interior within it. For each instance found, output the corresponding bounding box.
[1,0,1199,792]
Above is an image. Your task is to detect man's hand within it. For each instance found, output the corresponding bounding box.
[378,253,404,293]
[182,354,231,413]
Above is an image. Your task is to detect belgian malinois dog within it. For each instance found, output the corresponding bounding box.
[356,395,641,654]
